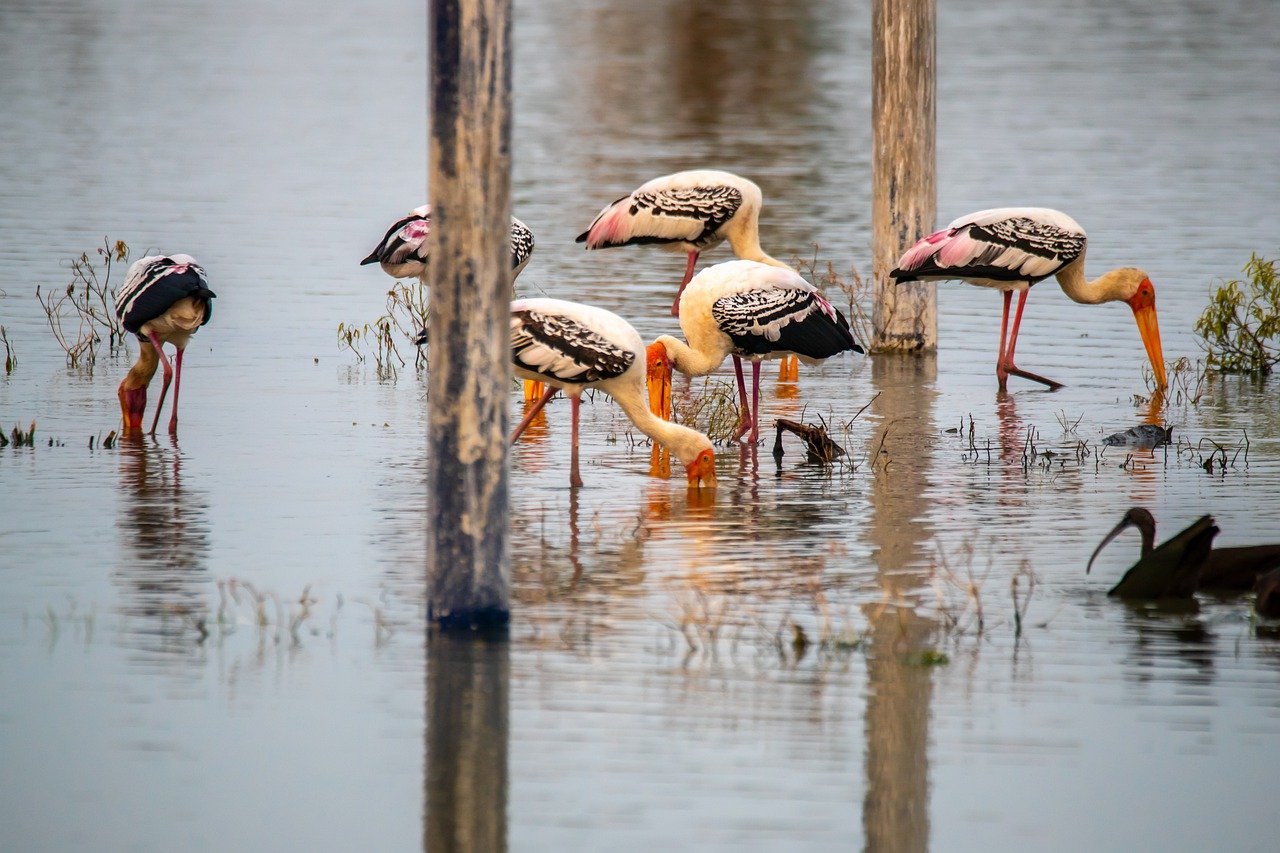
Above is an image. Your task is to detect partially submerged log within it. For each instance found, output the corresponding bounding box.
[773,418,846,465]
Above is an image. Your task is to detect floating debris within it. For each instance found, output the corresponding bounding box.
[1102,423,1173,448]
[772,418,846,465]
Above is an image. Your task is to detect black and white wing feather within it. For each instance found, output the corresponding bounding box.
[115,254,215,336]
[892,207,1087,286]
[511,301,635,385]
[576,171,755,251]
[361,205,431,270]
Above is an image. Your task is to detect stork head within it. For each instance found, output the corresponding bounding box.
[1120,271,1166,390]
[685,448,717,490]
[646,341,673,420]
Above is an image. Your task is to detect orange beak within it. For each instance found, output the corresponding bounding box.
[523,379,545,401]
[1127,280,1166,390]
[684,448,717,489]
[646,342,672,420]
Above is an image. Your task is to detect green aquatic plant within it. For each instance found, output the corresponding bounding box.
[1194,253,1280,375]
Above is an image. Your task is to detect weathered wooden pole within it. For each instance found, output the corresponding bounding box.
[871,0,937,352]
[427,0,512,631]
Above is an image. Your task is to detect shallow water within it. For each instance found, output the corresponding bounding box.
[2,0,1280,849]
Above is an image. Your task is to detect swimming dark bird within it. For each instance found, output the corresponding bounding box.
[1089,507,1280,593]
[114,254,216,435]
[1086,509,1218,599]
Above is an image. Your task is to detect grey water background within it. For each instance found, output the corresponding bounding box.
[2,0,1279,849]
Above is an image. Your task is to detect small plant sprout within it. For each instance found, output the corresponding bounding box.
[1,325,15,374]
[338,277,430,377]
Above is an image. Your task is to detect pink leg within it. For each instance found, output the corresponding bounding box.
[671,251,699,317]
[996,291,1013,390]
[168,348,185,434]
[732,356,752,441]
[147,333,174,435]
[510,384,558,443]
[749,359,761,443]
[1001,289,1063,390]
[569,394,583,488]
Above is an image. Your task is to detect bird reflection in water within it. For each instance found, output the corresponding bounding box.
[114,434,211,653]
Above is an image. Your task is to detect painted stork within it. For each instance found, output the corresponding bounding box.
[646,260,863,444]
[575,170,790,317]
[361,204,534,281]
[510,298,717,490]
[114,254,216,435]
[890,207,1167,391]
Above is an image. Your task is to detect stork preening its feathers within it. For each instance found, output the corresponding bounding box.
[891,207,1166,391]
[361,204,535,281]
[114,254,216,435]
[510,298,717,489]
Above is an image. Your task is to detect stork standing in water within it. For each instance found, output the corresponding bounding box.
[890,207,1167,391]
[510,298,717,490]
[362,204,541,395]
[115,254,216,435]
[646,260,862,444]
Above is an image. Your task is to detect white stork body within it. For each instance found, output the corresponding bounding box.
[510,298,717,489]
[114,254,216,435]
[891,207,1167,390]
[362,204,535,281]
[647,260,863,443]
[575,169,790,316]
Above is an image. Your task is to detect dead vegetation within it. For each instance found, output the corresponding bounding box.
[35,238,131,369]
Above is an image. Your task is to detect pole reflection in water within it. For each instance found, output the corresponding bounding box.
[114,434,211,655]
[424,633,510,853]
[862,352,937,851]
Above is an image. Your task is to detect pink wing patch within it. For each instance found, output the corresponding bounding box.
[401,220,430,241]
[935,231,982,268]
[584,203,632,248]
[896,227,956,271]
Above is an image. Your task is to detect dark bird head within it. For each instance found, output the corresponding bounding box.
[1087,507,1158,574]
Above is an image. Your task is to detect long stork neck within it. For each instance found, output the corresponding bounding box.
[724,205,789,270]
[1054,256,1133,305]
[654,333,728,378]
[612,384,710,466]
[123,340,160,389]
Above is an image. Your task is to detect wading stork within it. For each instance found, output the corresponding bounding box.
[890,207,1166,391]
[646,260,862,444]
[511,298,717,490]
[114,254,216,435]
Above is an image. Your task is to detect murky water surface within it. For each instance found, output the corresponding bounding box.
[3,0,1279,849]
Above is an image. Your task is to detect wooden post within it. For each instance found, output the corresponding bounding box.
[427,0,512,631]
[871,0,937,352]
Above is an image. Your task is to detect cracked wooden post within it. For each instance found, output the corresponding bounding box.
[427,0,511,632]
[871,0,937,352]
